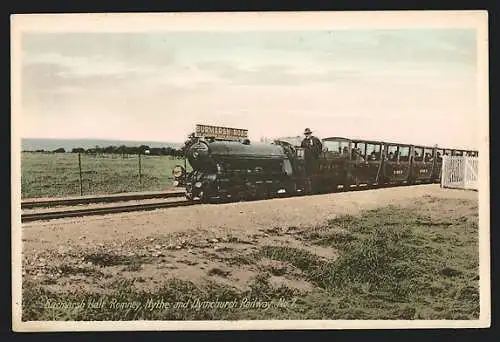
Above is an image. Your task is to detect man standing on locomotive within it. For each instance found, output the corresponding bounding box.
[301,128,322,158]
[300,128,322,193]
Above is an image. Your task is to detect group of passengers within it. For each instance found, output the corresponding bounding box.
[351,149,380,162]
[415,151,434,163]
[297,128,466,164]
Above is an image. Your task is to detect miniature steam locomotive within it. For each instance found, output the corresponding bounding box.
[172,134,478,203]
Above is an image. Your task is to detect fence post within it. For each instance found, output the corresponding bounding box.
[78,152,83,196]
[138,153,142,187]
[440,155,446,188]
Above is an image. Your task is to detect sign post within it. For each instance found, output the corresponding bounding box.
[195,124,248,141]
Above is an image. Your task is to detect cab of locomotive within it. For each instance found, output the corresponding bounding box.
[273,137,306,174]
[274,136,306,158]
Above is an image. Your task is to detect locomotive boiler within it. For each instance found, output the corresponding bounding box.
[179,139,299,202]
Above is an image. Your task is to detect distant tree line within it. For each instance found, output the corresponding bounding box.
[24,144,185,157]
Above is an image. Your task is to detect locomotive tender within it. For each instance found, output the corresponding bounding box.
[172,134,478,203]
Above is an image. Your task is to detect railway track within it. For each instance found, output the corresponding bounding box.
[21,199,197,223]
[21,190,186,209]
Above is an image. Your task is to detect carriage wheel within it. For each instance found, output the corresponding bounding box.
[304,178,312,195]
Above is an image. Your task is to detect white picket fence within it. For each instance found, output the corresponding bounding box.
[441,155,478,190]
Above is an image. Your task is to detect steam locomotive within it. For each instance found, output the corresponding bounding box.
[172,135,478,203]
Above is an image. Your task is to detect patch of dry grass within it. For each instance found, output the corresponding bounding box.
[22,197,479,320]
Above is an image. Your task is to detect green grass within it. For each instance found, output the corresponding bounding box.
[22,201,479,320]
[21,152,191,199]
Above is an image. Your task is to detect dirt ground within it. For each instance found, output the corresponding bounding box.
[21,184,478,294]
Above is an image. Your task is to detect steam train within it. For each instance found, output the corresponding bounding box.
[172,135,478,203]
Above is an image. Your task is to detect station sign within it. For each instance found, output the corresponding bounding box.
[195,124,248,141]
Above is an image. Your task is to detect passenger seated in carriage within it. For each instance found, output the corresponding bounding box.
[351,148,364,161]
[436,151,442,162]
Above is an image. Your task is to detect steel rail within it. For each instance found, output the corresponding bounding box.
[21,190,186,209]
[21,199,197,223]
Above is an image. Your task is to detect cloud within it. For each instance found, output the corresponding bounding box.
[194,60,364,86]
[22,29,476,93]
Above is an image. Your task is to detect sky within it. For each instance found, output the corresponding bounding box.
[20,29,479,149]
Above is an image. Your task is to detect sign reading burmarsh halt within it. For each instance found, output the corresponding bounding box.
[195,124,248,141]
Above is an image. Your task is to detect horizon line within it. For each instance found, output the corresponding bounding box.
[20,136,478,150]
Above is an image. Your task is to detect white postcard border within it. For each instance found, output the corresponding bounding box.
[11,10,490,332]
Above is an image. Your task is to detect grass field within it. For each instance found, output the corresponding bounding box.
[21,152,191,199]
[22,195,479,320]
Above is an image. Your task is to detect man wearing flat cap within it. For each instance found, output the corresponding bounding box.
[301,128,322,158]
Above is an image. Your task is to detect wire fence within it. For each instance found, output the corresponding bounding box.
[21,152,189,199]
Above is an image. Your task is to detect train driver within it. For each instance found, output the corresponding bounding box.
[301,128,323,158]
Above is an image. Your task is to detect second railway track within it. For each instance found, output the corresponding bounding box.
[21,199,198,223]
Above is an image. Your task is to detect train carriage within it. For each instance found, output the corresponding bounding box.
[315,137,351,191]
[431,147,445,183]
[382,142,412,185]
[409,145,435,184]
[344,139,384,187]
